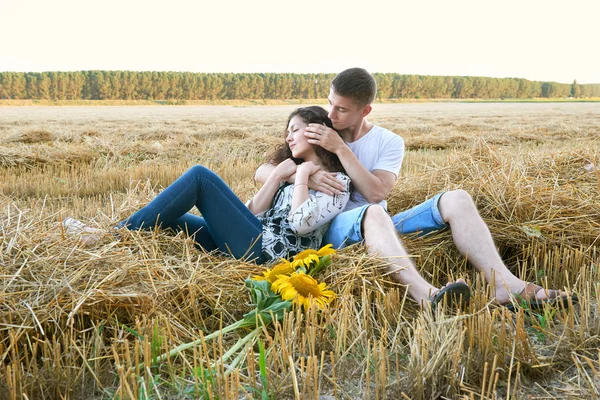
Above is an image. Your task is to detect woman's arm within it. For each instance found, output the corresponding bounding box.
[288,173,351,235]
[255,162,345,196]
[254,163,279,184]
[248,159,297,215]
[290,162,318,214]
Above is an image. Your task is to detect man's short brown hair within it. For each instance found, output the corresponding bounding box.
[331,68,377,106]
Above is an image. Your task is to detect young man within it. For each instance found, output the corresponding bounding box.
[256,68,572,309]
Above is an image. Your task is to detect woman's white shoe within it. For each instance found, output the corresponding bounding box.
[62,217,102,246]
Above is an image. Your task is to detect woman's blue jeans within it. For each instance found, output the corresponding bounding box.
[118,165,264,263]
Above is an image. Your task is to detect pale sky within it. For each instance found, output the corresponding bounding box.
[2,0,599,83]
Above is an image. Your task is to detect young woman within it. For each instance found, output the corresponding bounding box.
[64,106,351,264]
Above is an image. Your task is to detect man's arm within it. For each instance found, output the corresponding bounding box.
[305,124,397,203]
[336,145,396,204]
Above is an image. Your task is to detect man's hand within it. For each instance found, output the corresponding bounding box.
[308,171,345,196]
[305,123,346,154]
[273,159,298,181]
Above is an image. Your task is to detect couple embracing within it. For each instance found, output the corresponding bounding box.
[66,68,574,311]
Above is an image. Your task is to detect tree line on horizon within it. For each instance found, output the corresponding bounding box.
[0,71,598,101]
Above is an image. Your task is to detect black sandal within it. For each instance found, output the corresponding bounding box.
[429,281,471,311]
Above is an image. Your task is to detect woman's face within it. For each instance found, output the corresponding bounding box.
[286,115,315,160]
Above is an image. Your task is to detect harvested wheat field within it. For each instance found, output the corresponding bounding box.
[1,103,599,399]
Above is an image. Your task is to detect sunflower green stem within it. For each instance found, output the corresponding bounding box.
[131,319,247,373]
[221,328,259,372]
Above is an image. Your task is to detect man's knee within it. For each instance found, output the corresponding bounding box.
[363,204,389,223]
[439,189,477,220]
[361,204,393,236]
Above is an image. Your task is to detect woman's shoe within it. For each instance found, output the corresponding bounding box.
[62,217,102,246]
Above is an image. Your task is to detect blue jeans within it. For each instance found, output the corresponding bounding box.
[118,165,265,263]
[324,193,447,249]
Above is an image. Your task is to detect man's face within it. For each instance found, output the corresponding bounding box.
[327,88,366,131]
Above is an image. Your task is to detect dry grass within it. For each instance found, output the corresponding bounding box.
[0,103,599,399]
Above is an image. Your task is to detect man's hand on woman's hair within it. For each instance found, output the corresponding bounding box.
[305,123,346,155]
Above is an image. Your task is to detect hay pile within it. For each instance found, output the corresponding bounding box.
[4,129,54,144]
[1,104,599,399]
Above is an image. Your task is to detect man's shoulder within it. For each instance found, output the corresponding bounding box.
[368,125,404,145]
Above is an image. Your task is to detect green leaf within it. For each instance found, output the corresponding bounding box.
[258,340,269,399]
[241,278,292,329]
[521,225,544,238]
[245,278,282,310]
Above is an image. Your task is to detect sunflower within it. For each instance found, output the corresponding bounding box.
[271,272,336,310]
[291,244,336,269]
[252,259,296,283]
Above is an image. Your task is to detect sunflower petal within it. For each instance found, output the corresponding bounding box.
[292,249,318,261]
[316,244,336,257]
[270,272,336,310]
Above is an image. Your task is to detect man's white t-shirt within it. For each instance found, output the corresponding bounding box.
[344,125,405,211]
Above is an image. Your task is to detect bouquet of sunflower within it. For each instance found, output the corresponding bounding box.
[141,245,337,374]
[250,244,337,310]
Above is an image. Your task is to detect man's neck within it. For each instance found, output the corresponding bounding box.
[340,119,374,143]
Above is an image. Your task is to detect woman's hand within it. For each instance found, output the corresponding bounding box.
[249,159,296,215]
[273,158,298,181]
[296,161,321,178]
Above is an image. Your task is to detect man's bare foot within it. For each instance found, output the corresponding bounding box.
[494,281,575,309]
[62,217,103,246]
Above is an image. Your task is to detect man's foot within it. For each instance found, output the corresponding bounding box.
[62,217,102,246]
[501,282,578,312]
[428,280,471,311]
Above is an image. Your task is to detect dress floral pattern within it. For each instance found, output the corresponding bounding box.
[253,172,351,263]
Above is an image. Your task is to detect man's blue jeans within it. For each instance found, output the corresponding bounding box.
[118,165,265,263]
[324,193,447,249]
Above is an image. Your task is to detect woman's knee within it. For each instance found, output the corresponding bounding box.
[186,165,220,183]
[188,164,210,176]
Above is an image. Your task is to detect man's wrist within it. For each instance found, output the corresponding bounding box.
[335,144,351,159]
